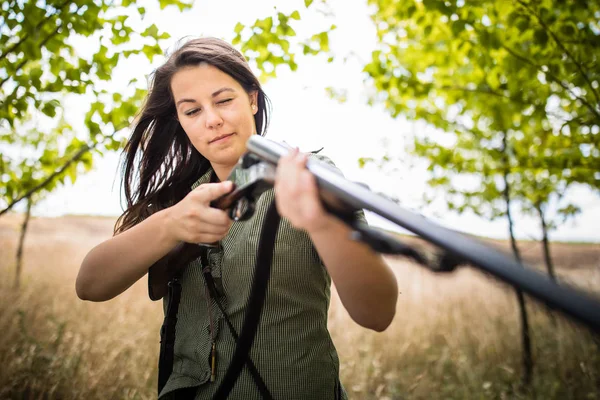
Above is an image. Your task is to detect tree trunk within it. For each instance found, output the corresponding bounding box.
[502,135,533,388]
[14,198,32,289]
[535,203,556,281]
[535,203,558,327]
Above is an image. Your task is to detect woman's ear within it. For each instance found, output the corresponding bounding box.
[250,91,259,115]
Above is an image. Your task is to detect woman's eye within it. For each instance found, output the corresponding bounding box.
[218,98,233,105]
[185,108,200,116]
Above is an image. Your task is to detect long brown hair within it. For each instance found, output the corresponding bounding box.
[115,37,270,234]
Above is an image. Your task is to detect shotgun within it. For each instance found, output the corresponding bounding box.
[151,135,600,333]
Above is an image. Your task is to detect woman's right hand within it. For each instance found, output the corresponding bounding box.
[166,181,234,244]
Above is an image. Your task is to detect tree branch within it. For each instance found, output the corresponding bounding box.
[501,43,600,122]
[0,2,83,91]
[440,85,534,106]
[0,23,62,90]
[442,85,508,99]
[516,0,600,107]
[0,126,126,217]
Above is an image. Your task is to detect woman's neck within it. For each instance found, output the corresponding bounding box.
[211,164,234,183]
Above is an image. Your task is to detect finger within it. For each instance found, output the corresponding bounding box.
[190,217,231,239]
[197,233,225,244]
[299,169,318,195]
[197,221,231,237]
[277,149,304,181]
[279,147,299,166]
[287,151,309,179]
[193,181,234,201]
[200,206,233,227]
[294,151,308,167]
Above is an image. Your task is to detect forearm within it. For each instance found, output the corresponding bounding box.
[309,215,398,332]
[76,209,179,302]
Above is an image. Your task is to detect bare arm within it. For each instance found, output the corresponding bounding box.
[308,216,397,332]
[76,209,179,302]
[76,181,233,302]
[274,150,398,332]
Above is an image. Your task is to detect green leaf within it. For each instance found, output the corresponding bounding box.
[424,25,432,37]
[452,20,466,36]
[41,102,57,118]
[234,22,245,34]
[358,157,374,168]
[142,24,160,39]
[534,29,549,46]
[516,16,530,32]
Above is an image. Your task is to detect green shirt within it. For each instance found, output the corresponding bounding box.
[159,155,362,399]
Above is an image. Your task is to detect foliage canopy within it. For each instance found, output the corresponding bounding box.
[0,0,192,214]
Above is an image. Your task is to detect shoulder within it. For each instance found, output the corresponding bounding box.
[191,168,214,190]
[307,151,345,178]
[308,150,335,166]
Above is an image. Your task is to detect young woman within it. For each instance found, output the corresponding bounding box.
[76,37,398,400]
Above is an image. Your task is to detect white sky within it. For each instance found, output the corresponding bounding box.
[24,0,600,242]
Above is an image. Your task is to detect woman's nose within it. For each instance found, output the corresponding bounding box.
[205,107,223,129]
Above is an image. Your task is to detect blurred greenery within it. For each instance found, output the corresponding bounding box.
[0,0,192,215]
[2,0,598,230]
[362,0,599,237]
[234,0,600,245]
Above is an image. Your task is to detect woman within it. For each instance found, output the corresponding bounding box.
[76,37,398,399]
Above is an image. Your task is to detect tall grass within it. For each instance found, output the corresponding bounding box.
[0,215,598,399]
[329,265,600,399]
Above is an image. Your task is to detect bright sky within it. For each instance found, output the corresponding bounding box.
[27,0,600,242]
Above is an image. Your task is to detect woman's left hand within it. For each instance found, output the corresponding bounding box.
[275,148,397,331]
[274,148,332,233]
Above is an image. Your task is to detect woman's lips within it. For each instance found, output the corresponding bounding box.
[210,133,235,144]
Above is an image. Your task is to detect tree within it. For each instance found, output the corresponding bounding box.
[357,0,600,385]
[230,1,337,83]
[0,0,193,217]
[361,0,599,234]
[0,0,193,286]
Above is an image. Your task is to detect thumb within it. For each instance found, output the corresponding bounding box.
[197,181,234,201]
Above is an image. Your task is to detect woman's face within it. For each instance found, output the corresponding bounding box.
[171,63,258,174]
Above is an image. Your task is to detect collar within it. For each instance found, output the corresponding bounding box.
[191,168,215,190]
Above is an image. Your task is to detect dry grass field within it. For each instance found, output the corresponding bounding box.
[0,214,599,399]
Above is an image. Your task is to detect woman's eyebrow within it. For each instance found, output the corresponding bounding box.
[176,98,196,107]
[212,87,235,97]
[175,88,235,108]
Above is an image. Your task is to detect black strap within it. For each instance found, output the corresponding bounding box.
[213,200,281,400]
[201,253,272,399]
[158,276,183,395]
